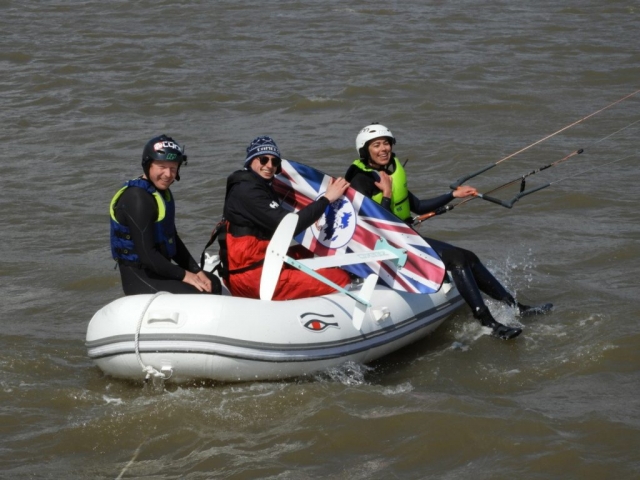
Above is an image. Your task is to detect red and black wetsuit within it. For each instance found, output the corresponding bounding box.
[221,169,350,299]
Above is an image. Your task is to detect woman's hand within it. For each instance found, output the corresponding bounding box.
[452,185,477,198]
[374,171,392,198]
[323,177,350,203]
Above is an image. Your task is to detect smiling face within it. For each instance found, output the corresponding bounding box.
[250,155,280,180]
[146,160,179,190]
[367,137,392,169]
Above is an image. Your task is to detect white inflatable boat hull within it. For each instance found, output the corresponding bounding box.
[86,282,463,383]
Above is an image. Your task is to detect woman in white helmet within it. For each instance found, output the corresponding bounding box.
[345,123,552,340]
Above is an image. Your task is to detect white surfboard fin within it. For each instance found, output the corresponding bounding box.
[296,237,407,270]
[262,214,386,331]
[351,273,378,330]
[260,213,299,301]
[261,214,373,307]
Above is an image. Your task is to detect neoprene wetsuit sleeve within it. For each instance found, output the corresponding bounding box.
[114,187,187,280]
[409,191,455,215]
[173,234,202,273]
[345,167,393,212]
[227,179,330,237]
[295,197,330,233]
[347,164,455,216]
[345,166,377,198]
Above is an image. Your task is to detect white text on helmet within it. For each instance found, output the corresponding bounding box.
[153,141,183,153]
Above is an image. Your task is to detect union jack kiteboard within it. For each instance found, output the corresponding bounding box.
[272,159,446,294]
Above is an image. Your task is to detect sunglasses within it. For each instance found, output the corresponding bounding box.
[257,156,281,168]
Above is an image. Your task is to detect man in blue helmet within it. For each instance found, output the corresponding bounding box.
[110,134,221,295]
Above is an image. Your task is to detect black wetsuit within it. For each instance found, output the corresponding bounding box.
[345,164,517,316]
[223,169,330,239]
[112,186,221,295]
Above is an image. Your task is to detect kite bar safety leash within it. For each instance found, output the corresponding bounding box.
[455,148,584,209]
[413,151,637,226]
[538,152,637,190]
[413,116,640,226]
[448,89,640,190]
[413,148,584,224]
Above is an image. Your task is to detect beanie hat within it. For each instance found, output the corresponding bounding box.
[244,136,281,169]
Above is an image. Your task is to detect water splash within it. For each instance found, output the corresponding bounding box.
[488,247,539,300]
[381,382,414,396]
[315,361,373,386]
[102,395,123,405]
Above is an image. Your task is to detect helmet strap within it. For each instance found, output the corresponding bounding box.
[142,158,151,179]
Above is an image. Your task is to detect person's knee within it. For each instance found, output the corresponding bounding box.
[440,249,467,268]
[458,247,480,266]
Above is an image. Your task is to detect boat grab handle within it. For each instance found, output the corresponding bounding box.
[147,311,180,324]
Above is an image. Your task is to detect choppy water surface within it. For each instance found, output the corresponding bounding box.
[1,1,639,478]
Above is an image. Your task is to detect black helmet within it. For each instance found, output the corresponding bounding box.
[141,134,188,181]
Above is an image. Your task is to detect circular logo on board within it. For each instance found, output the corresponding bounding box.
[311,195,356,249]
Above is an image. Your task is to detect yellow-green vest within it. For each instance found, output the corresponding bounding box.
[352,157,411,221]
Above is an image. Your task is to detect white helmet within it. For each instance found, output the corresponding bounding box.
[356,123,396,158]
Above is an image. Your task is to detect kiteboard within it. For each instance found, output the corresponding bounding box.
[272,159,446,294]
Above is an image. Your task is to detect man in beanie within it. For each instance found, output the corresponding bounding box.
[110,134,221,295]
[219,136,352,300]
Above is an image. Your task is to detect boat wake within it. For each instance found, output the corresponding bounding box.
[314,361,373,386]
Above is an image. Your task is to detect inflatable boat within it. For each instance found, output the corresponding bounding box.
[87,201,464,383]
[86,275,463,383]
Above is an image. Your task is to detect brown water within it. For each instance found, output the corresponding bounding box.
[1,1,639,478]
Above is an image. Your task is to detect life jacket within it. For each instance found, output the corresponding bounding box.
[351,157,411,221]
[110,178,177,264]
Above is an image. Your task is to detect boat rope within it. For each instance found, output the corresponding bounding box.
[449,89,640,189]
[116,439,145,479]
[413,117,639,225]
[134,291,169,381]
